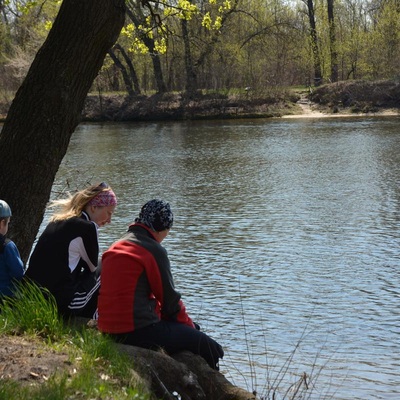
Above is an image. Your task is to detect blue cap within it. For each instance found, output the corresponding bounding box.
[0,200,12,218]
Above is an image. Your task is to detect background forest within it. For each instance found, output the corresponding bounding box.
[1,0,399,105]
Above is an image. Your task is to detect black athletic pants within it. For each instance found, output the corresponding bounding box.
[110,320,224,370]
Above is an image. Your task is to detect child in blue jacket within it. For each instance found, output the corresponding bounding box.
[0,200,24,299]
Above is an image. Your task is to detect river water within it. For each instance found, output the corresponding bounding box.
[46,117,400,399]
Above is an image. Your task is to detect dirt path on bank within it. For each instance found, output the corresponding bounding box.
[282,93,400,119]
[284,95,326,118]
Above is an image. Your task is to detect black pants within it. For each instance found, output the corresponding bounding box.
[110,320,224,370]
[59,272,100,319]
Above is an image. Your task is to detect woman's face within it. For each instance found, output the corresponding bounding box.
[86,205,116,227]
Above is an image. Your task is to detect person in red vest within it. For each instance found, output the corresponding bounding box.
[98,199,224,370]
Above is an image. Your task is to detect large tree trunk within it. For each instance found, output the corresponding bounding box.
[108,44,141,98]
[327,0,338,83]
[0,0,125,262]
[306,0,323,85]
[181,19,197,97]
[125,5,167,94]
[114,43,141,95]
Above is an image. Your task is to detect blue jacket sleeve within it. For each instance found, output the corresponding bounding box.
[4,241,25,280]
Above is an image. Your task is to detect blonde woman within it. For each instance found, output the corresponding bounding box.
[26,182,117,318]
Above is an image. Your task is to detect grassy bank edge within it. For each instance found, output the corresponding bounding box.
[0,280,150,400]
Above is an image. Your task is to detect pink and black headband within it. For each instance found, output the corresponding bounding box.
[89,187,118,207]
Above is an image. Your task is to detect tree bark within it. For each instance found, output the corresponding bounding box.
[114,43,141,95]
[181,19,197,97]
[0,0,126,262]
[306,0,323,85]
[126,4,167,94]
[108,46,138,98]
[327,0,338,83]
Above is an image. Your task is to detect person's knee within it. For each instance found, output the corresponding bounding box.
[197,334,224,369]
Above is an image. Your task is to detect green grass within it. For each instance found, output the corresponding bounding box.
[0,279,66,340]
[0,281,150,400]
[0,280,328,399]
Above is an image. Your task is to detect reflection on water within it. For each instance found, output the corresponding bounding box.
[50,117,400,399]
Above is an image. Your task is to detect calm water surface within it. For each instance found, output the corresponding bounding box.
[48,117,400,399]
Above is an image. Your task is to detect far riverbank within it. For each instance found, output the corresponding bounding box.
[1,80,399,123]
[80,79,400,122]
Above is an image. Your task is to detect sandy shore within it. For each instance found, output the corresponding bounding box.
[282,101,400,119]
